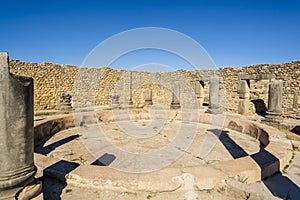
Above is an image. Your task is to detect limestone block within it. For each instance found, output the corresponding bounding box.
[237,80,250,99]
[238,99,249,115]
[144,88,153,105]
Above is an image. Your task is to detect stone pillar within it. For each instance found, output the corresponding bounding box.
[195,80,204,109]
[238,80,250,115]
[264,80,283,122]
[170,84,181,109]
[0,52,41,199]
[207,75,222,114]
[59,93,72,111]
[293,91,298,110]
[128,72,133,105]
[110,94,120,108]
[144,88,153,105]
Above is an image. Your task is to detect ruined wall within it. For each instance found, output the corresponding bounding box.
[114,70,198,109]
[220,61,300,118]
[9,61,78,110]
[9,60,300,119]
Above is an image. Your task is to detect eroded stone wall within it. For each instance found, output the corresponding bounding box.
[9,60,300,118]
[220,61,300,118]
[9,61,78,110]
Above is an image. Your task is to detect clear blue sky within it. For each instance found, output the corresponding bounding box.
[0,0,299,70]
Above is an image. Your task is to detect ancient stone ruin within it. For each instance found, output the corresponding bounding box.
[0,52,41,199]
[144,88,153,106]
[1,51,300,199]
[59,93,72,111]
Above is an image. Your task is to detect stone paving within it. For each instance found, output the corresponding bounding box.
[30,110,299,199]
[36,121,260,170]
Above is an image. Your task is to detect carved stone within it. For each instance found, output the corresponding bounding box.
[195,80,204,109]
[264,80,283,123]
[144,88,153,105]
[128,72,133,105]
[207,75,222,114]
[238,80,250,99]
[110,94,120,108]
[59,93,72,110]
[238,80,250,115]
[0,52,42,199]
[170,84,181,109]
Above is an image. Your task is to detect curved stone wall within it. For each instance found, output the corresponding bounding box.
[33,110,292,191]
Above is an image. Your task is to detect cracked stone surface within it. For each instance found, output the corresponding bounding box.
[35,120,260,169]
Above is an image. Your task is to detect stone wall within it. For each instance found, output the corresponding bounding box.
[9,61,78,110]
[9,60,300,119]
[219,61,300,119]
[114,70,199,109]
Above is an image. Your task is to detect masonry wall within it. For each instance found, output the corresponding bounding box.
[9,61,78,110]
[219,61,300,119]
[9,60,300,119]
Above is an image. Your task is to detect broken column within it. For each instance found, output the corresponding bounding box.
[264,80,283,123]
[0,52,41,199]
[170,84,181,109]
[110,94,120,108]
[238,80,250,115]
[144,88,153,105]
[59,93,72,111]
[194,80,204,109]
[207,75,222,114]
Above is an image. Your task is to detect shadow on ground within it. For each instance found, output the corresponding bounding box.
[35,134,80,155]
[208,129,248,159]
[91,153,116,166]
[291,126,300,135]
[209,128,300,199]
[263,172,300,199]
[42,160,80,199]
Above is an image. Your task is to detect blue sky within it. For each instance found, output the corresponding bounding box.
[0,0,299,70]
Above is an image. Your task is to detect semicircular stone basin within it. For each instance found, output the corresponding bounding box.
[34,108,292,192]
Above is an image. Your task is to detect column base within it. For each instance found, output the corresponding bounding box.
[128,100,133,105]
[60,103,72,111]
[170,102,181,109]
[0,178,42,200]
[144,100,153,106]
[16,179,42,200]
[262,111,282,125]
[110,104,120,109]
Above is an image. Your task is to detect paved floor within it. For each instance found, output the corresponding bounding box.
[32,113,300,200]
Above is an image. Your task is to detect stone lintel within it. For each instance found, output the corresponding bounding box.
[240,74,275,80]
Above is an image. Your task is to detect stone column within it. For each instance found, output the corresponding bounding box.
[128,72,133,105]
[110,94,120,108]
[264,80,283,122]
[238,80,250,115]
[293,91,298,111]
[170,84,181,109]
[144,88,153,105]
[195,80,204,109]
[0,52,41,199]
[207,75,222,114]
